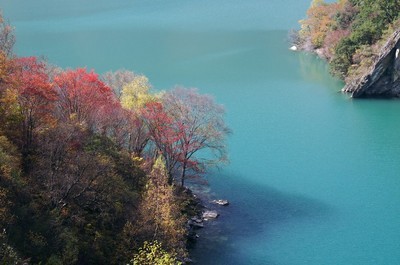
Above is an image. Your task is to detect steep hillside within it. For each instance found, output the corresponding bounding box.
[295,0,400,97]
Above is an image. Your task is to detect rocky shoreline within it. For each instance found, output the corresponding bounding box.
[184,187,229,263]
[292,0,400,99]
[292,28,400,98]
[342,29,400,98]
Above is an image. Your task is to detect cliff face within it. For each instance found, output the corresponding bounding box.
[342,29,400,98]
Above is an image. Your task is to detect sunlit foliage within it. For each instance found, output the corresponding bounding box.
[0,9,230,264]
[132,241,181,265]
[299,0,400,79]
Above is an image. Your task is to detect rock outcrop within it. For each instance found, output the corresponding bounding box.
[211,199,229,206]
[202,210,219,220]
[342,29,400,98]
[188,217,204,229]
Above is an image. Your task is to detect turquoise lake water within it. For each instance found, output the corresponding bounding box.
[3,0,400,264]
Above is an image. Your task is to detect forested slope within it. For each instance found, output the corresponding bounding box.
[0,13,229,264]
[295,0,400,97]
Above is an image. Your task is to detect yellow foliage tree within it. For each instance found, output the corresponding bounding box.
[121,75,156,111]
[135,156,187,259]
[0,135,20,180]
[131,241,181,265]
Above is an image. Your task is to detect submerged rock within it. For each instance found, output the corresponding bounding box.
[202,210,219,220]
[191,217,203,223]
[188,218,204,229]
[183,257,193,264]
[211,199,229,206]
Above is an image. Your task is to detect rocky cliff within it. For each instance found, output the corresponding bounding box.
[342,29,400,98]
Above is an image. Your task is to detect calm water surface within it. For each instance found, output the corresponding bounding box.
[3,1,400,264]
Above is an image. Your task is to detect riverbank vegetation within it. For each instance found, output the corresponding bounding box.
[0,12,229,264]
[295,0,400,82]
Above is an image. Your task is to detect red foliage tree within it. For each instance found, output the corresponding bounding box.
[143,88,230,186]
[11,57,56,167]
[141,101,183,183]
[163,88,230,186]
[53,68,116,131]
[94,101,140,151]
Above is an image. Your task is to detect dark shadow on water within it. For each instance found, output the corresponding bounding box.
[189,173,335,265]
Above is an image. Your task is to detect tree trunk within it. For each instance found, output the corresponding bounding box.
[180,162,187,187]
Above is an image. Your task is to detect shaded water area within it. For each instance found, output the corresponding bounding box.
[3,0,400,264]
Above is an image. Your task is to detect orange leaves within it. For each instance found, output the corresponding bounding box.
[298,0,360,64]
[0,51,13,86]
[300,0,348,49]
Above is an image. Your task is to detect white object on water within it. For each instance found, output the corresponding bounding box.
[290,45,298,51]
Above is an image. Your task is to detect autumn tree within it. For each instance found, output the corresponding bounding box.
[102,69,137,99]
[132,241,181,265]
[53,68,116,131]
[133,156,187,258]
[299,0,400,79]
[0,10,206,264]
[101,70,153,155]
[10,57,56,169]
[0,54,20,138]
[163,88,230,186]
[95,104,132,148]
[34,122,139,211]
[142,88,230,187]
[0,50,14,87]
[141,101,182,183]
[120,75,158,157]
[299,0,337,49]
[120,75,154,110]
[0,12,15,57]
[29,125,141,263]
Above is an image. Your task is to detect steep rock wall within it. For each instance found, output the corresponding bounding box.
[342,29,400,98]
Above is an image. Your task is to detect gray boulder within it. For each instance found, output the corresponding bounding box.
[202,210,219,220]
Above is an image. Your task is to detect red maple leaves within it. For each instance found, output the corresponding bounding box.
[54,68,116,128]
[5,57,229,185]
